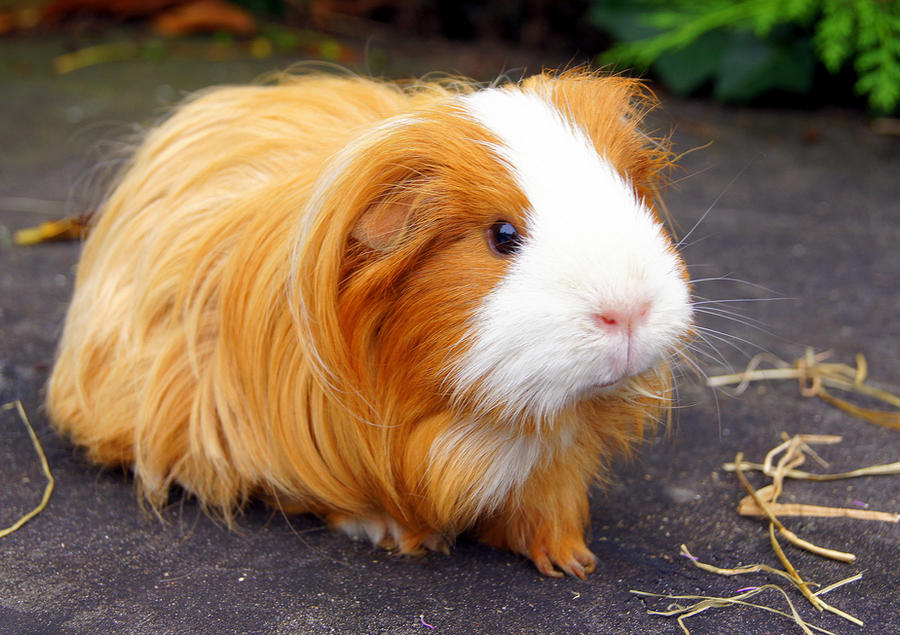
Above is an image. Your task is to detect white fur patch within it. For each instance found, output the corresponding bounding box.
[333,513,405,546]
[454,88,692,423]
[428,421,553,513]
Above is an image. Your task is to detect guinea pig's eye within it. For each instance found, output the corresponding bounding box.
[488,220,522,256]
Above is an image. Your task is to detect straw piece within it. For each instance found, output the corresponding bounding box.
[737,498,899,522]
[815,573,864,597]
[631,586,838,635]
[678,544,805,590]
[723,459,900,480]
[769,437,806,504]
[725,434,899,522]
[13,215,91,245]
[766,519,824,611]
[54,42,140,74]
[733,443,868,623]
[733,452,856,563]
[1,401,55,538]
[636,433,881,633]
[706,349,900,430]
[817,388,900,430]
[677,544,864,627]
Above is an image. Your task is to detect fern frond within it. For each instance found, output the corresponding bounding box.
[814,0,855,72]
[600,1,761,68]
[851,0,900,111]
[593,0,899,112]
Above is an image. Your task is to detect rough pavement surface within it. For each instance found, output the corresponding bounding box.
[2,37,898,634]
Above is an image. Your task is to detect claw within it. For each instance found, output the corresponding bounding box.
[575,548,597,574]
[533,549,565,578]
[565,561,588,581]
[378,535,398,550]
[422,533,451,556]
[529,542,597,579]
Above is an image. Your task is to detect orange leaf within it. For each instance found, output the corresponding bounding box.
[153,0,256,37]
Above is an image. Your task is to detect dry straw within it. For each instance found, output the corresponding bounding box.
[631,578,861,635]
[725,434,900,524]
[12,215,91,246]
[633,431,898,633]
[707,348,900,430]
[1,400,55,538]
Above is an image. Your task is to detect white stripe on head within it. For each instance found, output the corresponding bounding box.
[453,88,692,425]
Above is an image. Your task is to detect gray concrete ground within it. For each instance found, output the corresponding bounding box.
[1,35,898,634]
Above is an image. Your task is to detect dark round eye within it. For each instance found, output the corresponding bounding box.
[488,220,522,256]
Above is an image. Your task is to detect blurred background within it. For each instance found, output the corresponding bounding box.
[1,0,898,114]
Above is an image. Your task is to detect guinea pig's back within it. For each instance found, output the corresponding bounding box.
[95,75,415,242]
[45,76,419,486]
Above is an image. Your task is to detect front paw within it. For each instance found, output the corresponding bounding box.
[327,511,450,556]
[528,535,597,580]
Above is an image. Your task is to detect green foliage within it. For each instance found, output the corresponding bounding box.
[590,0,900,113]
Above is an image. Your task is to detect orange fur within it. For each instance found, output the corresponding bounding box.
[47,69,679,576]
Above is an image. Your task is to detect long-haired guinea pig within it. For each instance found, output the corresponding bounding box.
[47,69,693,578]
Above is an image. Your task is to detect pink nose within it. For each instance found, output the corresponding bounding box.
[592,303,650,332]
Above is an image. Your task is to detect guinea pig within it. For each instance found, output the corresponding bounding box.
[47,69,693,578]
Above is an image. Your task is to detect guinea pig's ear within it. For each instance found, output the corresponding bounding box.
[350,192,415,251]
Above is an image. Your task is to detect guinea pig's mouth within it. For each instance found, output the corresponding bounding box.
[583,377,624,396]
[589,349,669,394]
[593,379,620,390]
[585,362,655,395]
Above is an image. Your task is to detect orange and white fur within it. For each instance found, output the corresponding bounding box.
[47,70,692,578]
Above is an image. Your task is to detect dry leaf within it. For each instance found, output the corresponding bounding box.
[13,215,91,245]
[153,0,256,37]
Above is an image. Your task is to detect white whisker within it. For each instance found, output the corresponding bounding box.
[694,325,771,358]
[684,340,731,369]
[690,276,784,296]
[675,205,715,251]
[693,308,776,336]
[677,233,717,251]
[691,297,794,306]
[675,348,724,436]
[675,159,755,250]
[693,305,768,326]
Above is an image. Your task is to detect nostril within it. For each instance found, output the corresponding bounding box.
[592,312,620,330]
[638,303,650,321]
[592,303,652,332]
